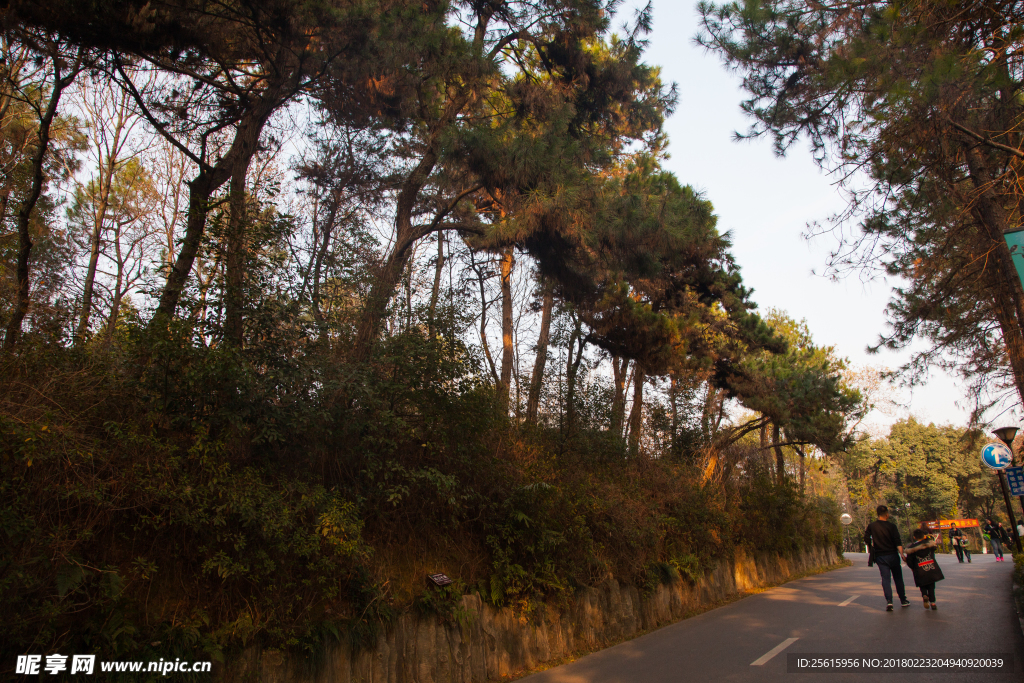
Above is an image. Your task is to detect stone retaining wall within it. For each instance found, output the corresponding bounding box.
[229,546,840,683]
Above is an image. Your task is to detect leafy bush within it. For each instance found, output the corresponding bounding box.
[0,331,845,671]
[735,463,805,554]
[485,483,579,607]
[414,581,473,628]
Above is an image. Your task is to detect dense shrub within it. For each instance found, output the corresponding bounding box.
[1,332,842,673]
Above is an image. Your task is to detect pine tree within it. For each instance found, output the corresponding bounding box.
[699,0,1024,408]
[347,10,674,359]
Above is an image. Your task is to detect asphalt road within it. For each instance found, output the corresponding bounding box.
[521,552,1024,683]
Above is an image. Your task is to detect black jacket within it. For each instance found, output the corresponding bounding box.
[985,523,1011,543]
[864,519,903,555]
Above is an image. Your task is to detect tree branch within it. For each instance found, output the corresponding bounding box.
[949,118,1024,160]
[413,220,487,240]
[413,183,484,241]
[716,415,769,448]
[113,60,209,170]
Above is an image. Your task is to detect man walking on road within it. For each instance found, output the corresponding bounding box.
[864,505,910,611]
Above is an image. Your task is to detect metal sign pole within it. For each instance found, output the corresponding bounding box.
[998,471,1023,553]
[1011,464,1024,536]
[989,432,1023,552]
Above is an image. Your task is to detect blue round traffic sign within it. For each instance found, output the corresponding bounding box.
[981,442,1013,470]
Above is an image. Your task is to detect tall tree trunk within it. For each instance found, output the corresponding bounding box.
[526,283,553,424]
[670,374,679,457]
[77,214,106,342]
[470,252,499,382]
[78,226,108,335]
[987,272,1024,402]
[498,247,514,411]
[105,222,125,340]
[154,171,217,325]
[627,363,645,456]
[564,316,585,430]
[351,148,439,360]
[427,231,445,333]
[77,163,115,342]
[403,247,416,332]
[773,423,786,484]
[149,74,294,328]
[224,156,251,347]
[760,420,771,474]
[963,145,1024,404]
[309,203,336,322]
[77,90,130,344]
[610,356,629,437]
[4,53,78,349]
[796,446,807,495]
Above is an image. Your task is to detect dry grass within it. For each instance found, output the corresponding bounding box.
[369,532,491,606]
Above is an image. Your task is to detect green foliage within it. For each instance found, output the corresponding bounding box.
[414,581,473,629]
[533,155,781,385]
[0,348,384,665]
[735,463,805,554]
[735,309,862,453]
[837,419,994,523]
[669,553,705,584]
[485,483,578,607]
[0,332,845,669]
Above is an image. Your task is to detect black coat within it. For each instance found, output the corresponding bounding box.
[905,539,944,587]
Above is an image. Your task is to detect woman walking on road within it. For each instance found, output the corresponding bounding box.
[905,528,944,610]
[949,522,971,563]
[997,523,1012,558]
[984,519,1005,561]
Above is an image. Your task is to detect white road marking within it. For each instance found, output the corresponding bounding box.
[838,595,859,606]
[751,637,799,666]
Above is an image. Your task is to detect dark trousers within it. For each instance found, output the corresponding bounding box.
[920,583,936,602]
[875,552,906,603]
[991,537,1004,558]
[954,545,971,562]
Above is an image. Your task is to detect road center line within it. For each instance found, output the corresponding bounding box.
[838,595,859,606]
[751,637,799,666]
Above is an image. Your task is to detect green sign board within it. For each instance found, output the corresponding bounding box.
[1004,229,1024,290]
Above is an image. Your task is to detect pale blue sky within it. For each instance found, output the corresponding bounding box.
[634,1,974,430]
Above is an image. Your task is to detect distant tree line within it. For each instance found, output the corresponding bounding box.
[836,418,1006,531]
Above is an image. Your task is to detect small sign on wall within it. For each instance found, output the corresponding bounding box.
[428,573,453,587]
